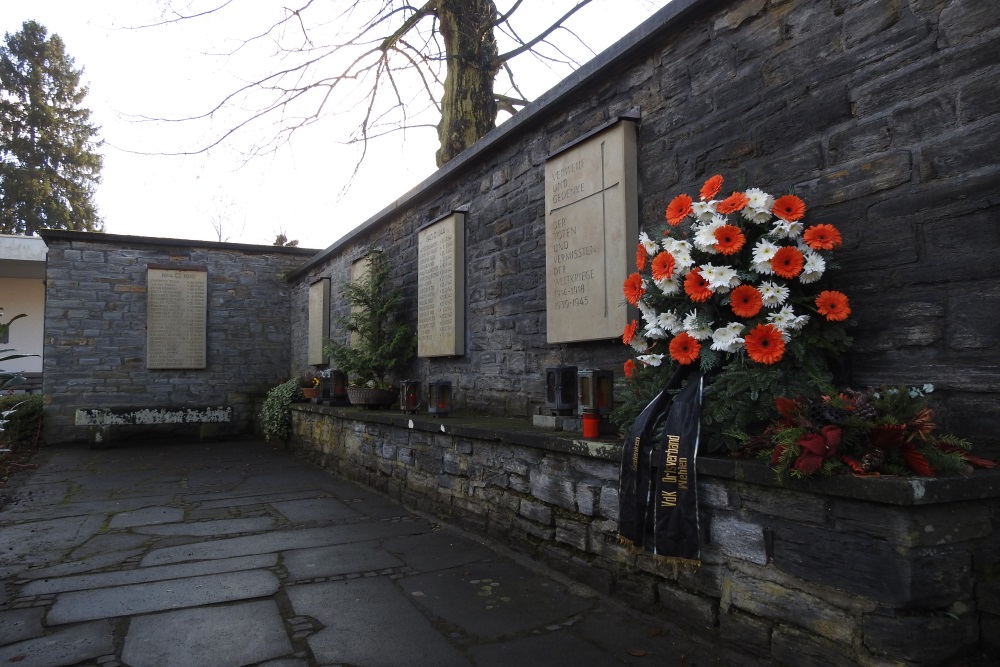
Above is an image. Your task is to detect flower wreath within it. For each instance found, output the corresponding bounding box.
[619,174,852,451]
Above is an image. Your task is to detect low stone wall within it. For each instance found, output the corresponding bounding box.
[289,406,1000,666]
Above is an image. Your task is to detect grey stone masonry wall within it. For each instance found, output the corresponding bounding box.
[287,0,1000,455]
[40,231,318,444]
[289,405,1000,665]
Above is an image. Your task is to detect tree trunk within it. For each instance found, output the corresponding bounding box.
[435,0,499,167]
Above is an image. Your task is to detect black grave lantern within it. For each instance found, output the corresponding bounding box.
[428,381,452,416]
[578,369,614,416]
[399,380,421,414]
[328,370,349,403]
[545,366,578,415]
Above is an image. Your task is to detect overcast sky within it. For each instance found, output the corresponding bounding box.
[4,1,660,250]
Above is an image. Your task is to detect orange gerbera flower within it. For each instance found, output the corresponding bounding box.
[771,246,805,279]
[624,358,637,378]
[803,224,843,250]
[730,284,763,318]
[651,251,676,281]
[815,290,851,321]
[700,175,723,200]
[669,332,701,365]
[713,225,746,255]
[623,272,645,306]
[744,323,786,364]
[665,193,693,226]
[683,268,712,303]
[772,194,806,221]
[717,192,750,214]
[635,243,647,271]
[623,319,639,345]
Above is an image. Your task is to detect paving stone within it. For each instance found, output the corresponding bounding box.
[398,560,594,638]
[287,578,469,667]
[0,515,106,568]
[22,553,276,596]
[133,517,275,537]
[468,629,619,666]
[271,498,361,523]
[0,620,114,667]
[108,507,184,529]
[381,530,496,572]
[121,600,291,667]
[0,607,45,645]
[282,540,403,580]
[19,549,144,580]
[46,569,280,624]
[141,521,429,567]
[190,489,325,510]
[70,533,151,559]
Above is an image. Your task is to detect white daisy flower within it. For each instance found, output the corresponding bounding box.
[710,322,745,353]
[758,280,790,308]
[682,311,714,340]
[744,188,774,212]
[799,251,826,284]
[629,336,648,353]
[693,216,727,253]
[639,231,658,256]
[644,325,667,339]
[700,263,740,292]
[638,300,658,328]
[654,275,681,295]
[637,353,664,367]
[659,310,684,334]
[691,200,718,222]
[771,219,804,240]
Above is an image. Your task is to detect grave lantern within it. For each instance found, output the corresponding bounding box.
[428,381,452,416]
[545,366,578,415]
[399,381,421,414]
[328,370,348,404]
[578,369,614,416]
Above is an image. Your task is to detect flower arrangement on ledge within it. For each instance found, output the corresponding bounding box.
[735,384,995,479]
[616,174,852,451]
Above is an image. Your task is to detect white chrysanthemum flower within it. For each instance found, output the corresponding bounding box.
[742,208,773,225]
[799,251,826,284]
[639,231,658,256]
[654,275,680,295]
[682,311,713,340]
[667,242,696,272]
[700,263,740,292]
[638,300,658,327]
[637,353,664,367]
[710,322,745,353]
[691,200,718,222]
[645,325,667,339]
[771,219,804,240]
[629,336,648,353]
[693,216,726,253]
[752,238,779,266]
[758,280,790,308]
[745,187,774,212]
[659,310,684,334]
[767,305,810,333]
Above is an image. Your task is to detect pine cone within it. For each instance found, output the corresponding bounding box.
[853,395,878,421]
[861,447,886,472]
[809,401,850,425]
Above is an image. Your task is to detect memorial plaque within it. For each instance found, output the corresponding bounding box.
[418,212,465,357]
[146,267,207,369]
[545,119,638,343]
[308,278,330,365]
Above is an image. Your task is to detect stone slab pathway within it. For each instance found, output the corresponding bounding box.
[0,438,747,666]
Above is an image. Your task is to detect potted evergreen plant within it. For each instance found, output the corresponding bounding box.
[323,249,415,407]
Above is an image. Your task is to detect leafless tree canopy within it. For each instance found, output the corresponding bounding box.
[141,0,610,167]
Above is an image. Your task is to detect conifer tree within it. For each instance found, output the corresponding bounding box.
[0,21,103,235]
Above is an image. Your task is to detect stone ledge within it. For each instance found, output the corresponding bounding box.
[291,405,1000,507]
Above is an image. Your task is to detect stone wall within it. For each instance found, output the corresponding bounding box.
[289,405,1000,665]
[287,0,1000,455]
[40,231,317,443]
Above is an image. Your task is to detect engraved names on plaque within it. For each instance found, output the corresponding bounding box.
[146,267,208,369]
[544,119,638,343]
[308,278,331,365]
[418,212,465,357]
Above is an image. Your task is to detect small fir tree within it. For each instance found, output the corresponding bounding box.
[324,249,415,390]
